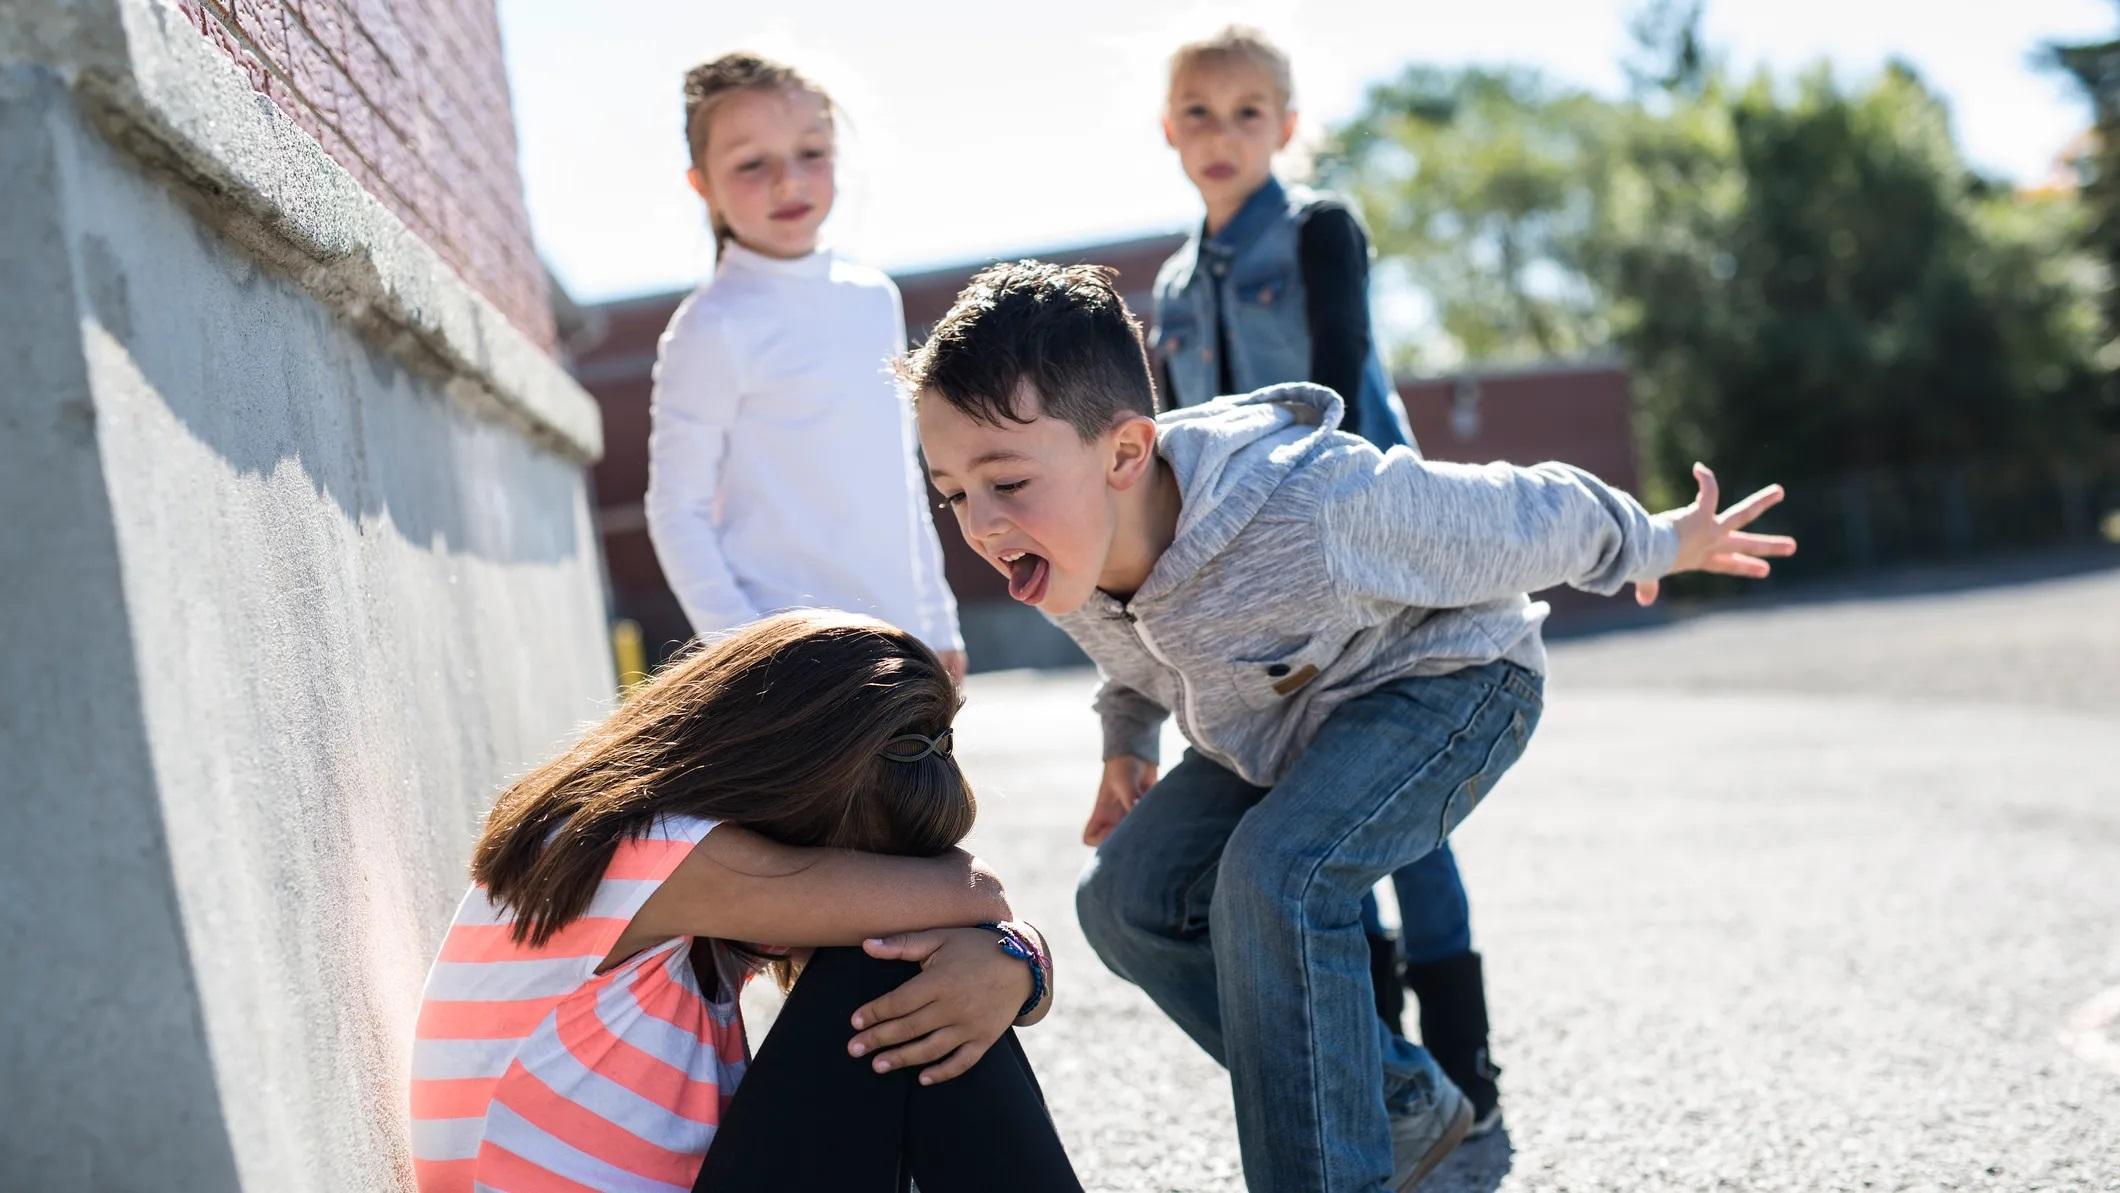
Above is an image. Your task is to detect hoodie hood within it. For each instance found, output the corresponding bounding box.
[1138,383,1346,602]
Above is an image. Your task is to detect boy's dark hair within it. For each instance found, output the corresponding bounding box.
[899,260,1160,439]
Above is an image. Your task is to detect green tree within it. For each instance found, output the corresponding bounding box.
[1322,49,2106,525]
[2048,13,2120,428]
[1322,67,1622,368]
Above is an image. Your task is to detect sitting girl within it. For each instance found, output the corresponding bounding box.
[409,611,1081,1191]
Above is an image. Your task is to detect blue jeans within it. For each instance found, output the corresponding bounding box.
[1363,846,1474,965]
[1076,662,1543,1193]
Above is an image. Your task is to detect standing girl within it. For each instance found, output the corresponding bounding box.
[646,53,965,679]
[408,610,1081,1191]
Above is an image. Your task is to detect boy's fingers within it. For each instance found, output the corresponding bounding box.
[1634,578,1661,607]
[1086,786,1132,844]
[850,981,936,1031]
[1706,553,1771,578]
[870,1026,965,1074]
[1693,462,1719,511]
[1717,484,1785,529]
[849,1005,948,1057]
[919,1041,988,1086]
[1725,531,1797,557]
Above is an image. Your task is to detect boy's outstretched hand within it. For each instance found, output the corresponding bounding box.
[1635,463,1798,607]
[1085,756,1157,846]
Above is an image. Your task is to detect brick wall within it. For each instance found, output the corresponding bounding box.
[173,0,556,350]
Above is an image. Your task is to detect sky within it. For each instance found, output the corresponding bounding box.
[499,0,2117,305]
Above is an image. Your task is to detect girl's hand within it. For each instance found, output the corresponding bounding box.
[1086,756,1156,846]
[1635,463,1798,606]
[846,927,1035,1085]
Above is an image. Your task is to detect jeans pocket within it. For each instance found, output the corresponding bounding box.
[1501,661,1547,708]
[1437,707,1531,841]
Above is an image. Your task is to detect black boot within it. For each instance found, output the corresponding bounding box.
[1367,930,1407,1035]
[1405,950,1502,1137]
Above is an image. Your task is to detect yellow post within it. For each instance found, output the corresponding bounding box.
[611,619,649,695]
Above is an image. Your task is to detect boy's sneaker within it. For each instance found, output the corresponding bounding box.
[1389,1078,1473,1191]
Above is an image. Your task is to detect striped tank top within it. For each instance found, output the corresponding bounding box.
[409,814,748,1192]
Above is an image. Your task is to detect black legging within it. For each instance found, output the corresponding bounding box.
[694,946,1084,1192]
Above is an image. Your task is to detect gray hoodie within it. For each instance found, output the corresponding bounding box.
[1052,383,1679,787]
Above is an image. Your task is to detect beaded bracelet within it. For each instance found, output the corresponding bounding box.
[978,920,1049,1022]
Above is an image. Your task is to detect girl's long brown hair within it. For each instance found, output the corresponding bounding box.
[472,610,972,949]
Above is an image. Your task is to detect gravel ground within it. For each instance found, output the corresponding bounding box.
[756,556,2120,1191]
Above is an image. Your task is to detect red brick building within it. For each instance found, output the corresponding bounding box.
[176,0,554,348]
[570,234,1645,668]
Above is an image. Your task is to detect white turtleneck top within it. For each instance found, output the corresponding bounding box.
[644,242,962,651]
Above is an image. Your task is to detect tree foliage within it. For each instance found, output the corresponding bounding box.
[2048,14,2120,425]
[1319,20,2108,511]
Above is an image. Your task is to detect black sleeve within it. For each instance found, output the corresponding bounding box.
[1298,204,1376,440]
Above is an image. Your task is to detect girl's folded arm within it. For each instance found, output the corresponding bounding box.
[628,824,1012,947]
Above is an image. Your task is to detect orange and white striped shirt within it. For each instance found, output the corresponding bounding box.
[410,814,748,1192]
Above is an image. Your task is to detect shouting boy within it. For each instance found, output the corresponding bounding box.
[904,261,1794,1192]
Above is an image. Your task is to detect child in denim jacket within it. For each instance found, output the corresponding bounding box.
[1148,26,1501,1135]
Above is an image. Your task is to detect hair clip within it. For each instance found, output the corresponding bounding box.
[878,728,954,763]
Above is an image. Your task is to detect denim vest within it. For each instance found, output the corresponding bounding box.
[1150,176,1414,452]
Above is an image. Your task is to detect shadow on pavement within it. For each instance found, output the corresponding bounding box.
[1426,1127,1514,1192]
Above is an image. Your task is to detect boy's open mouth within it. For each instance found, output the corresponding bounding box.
[999,550,1051,605]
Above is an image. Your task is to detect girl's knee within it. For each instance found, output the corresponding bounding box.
[788,946,921,1010]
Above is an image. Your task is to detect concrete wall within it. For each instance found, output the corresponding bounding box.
[1,4,612,1189]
